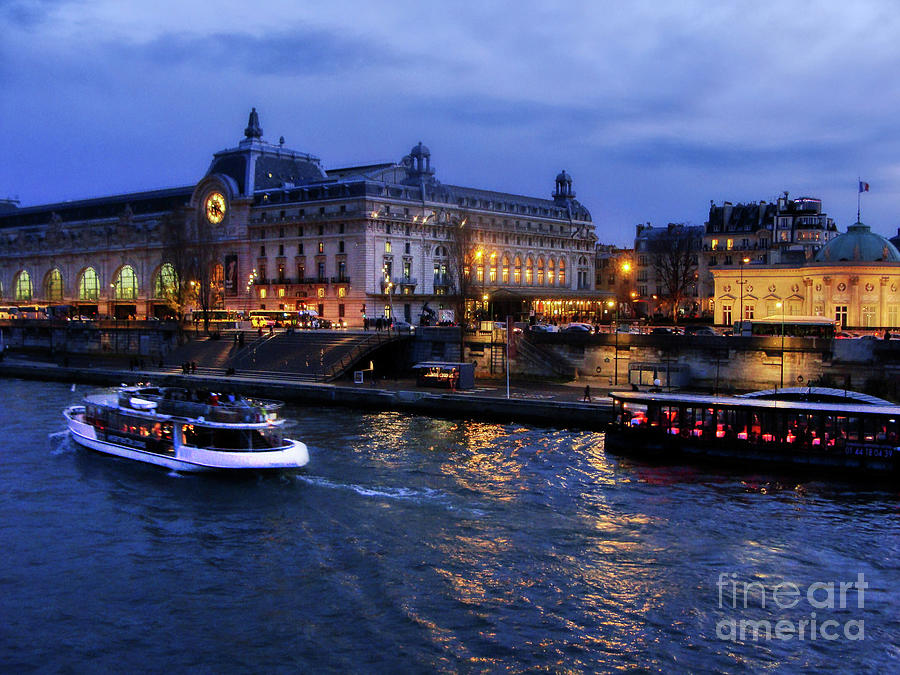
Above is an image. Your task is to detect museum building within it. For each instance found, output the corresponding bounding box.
[0,109,599,326]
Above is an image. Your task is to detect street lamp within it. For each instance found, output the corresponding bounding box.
[776,300,785,389]
[738,257,750,329]
[483,294,490,321]
[245,268,258,317]
[382,263,395,329]
[608,299,619,385]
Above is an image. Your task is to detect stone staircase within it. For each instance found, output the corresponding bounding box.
[513,335,577,380]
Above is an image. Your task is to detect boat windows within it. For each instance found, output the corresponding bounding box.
[181,425,285,451]
[614,394,900,454]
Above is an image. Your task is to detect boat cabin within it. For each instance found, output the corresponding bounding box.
[609,391,900,455]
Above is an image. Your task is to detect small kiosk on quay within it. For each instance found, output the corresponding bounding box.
[413,362,475,390]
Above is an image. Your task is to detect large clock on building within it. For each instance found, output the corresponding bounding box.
[205,192,227,224]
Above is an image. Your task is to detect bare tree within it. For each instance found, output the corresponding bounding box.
[160,209,223,333]
[445,211,476,328]
[649,223,700,322]
[159,211,199,322]
[192,215,223,334]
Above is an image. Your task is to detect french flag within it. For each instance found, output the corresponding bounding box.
[859,181,870,193]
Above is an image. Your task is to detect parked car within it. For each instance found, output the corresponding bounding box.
[393,319,414,333]
[530,323,558,333]
[563,323,594,333]
[650,326,676,335]
[684,326,718,337]
[616,325,639,334]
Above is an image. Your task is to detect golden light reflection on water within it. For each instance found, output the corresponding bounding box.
[337,412,690,667]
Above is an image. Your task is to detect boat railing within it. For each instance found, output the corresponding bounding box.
[116,390,283,424]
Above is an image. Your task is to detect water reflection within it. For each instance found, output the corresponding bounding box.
[3,380,898,672]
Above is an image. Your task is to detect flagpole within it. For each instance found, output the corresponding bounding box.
[857,177,861,223]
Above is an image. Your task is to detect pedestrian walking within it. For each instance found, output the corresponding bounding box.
[583,384,591,402]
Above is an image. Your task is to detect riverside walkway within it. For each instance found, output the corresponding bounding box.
[0,357,615,431]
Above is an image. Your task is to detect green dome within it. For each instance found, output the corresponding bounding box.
[814,222,900,263]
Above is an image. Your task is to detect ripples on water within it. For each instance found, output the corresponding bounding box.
[1,379,898,673]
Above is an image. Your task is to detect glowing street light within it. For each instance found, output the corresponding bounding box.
[739,257,750,328]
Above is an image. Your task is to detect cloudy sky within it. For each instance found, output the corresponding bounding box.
[2,0,900,245]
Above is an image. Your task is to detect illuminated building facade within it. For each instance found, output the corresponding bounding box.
[712,222,900,329]
[0,110,598,325]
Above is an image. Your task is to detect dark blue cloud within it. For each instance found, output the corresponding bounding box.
[117,27,410,76]
[0,0,71,28]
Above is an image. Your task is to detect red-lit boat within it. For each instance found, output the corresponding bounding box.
[607,391,899,476]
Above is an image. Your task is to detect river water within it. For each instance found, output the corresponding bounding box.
[1,379,898,673]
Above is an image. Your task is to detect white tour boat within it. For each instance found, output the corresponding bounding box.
[64,385,309,472]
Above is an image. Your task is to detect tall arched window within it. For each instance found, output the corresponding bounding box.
[525,257,534,285]
[514,256,522,284]
[548,258,555,286]
[558,259,566,286]
[79,268,100,301]
[154,263,177,299]
[489,253,498,283]
[501,255,510,284]
[45,268,64,302]
[537,257,545,285]
[113,265,138,300]
[14,270,32,301]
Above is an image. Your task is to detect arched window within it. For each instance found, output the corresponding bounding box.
[501,255,510,284]
[45,268,64,302]
[537,257,545,285]
[525,257,534,285]
[489,252,498,283]
[79,268,100,301]
[154,263,177,299]
[514,256,522,284]
[14,270,32,301]
[548,259,555,286]
[559,259,566,286]
[113,265,138,300]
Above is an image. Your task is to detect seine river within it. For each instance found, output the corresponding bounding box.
[1,379,898,673]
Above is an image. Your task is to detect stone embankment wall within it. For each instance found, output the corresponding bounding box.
[500,333,900,396]
[0,321,180,357]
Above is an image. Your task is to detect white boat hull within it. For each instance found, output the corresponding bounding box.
[64,406,309,472]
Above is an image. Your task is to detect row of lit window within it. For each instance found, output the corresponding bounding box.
[4,264,172,302]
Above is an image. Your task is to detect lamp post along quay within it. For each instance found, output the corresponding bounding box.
[607,299,619,385]
[738,256,750,326]
[776,300,785,389]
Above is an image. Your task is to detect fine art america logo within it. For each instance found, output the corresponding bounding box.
[716,573,867,642]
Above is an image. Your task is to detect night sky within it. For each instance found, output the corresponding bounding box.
[3,1,899,246]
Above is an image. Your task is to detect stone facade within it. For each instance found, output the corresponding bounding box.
[0,111,598,326]
[712,224,900,329]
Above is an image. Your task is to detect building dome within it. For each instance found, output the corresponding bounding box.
[410,141,430,158]
[813,222,900,262]
[556,169,571,183]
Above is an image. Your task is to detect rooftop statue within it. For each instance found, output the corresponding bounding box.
[244,107,263,139]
